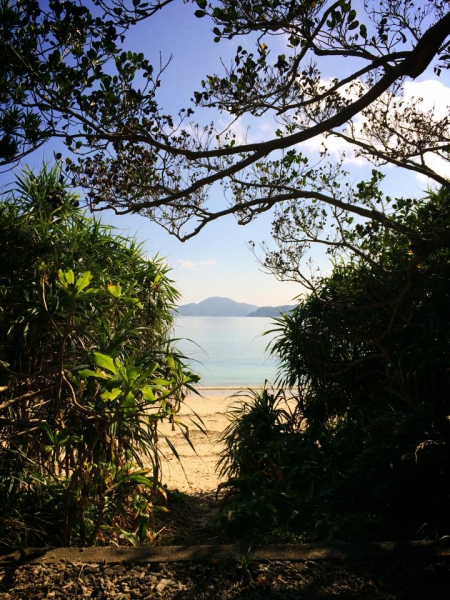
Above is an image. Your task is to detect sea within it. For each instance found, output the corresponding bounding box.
[173,316,280,389]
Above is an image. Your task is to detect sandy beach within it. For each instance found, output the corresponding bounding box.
[157,389,247,494]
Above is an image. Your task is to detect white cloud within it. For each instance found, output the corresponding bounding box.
[303,130,368,166]
[399,79,450,182]
[178,259,218,270]
[218,112,279,146]
[416,152,450,183]
[403,79,450,120]
[302,77,450,177]
[298,78,369,164]
[209,76,450,181]
[178,260,196,269]
[198,260,218,267]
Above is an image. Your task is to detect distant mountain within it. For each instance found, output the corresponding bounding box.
[177,296,258,317]
[247,304,295,318]
[177,297,296,317]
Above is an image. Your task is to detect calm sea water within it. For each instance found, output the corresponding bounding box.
[174,317,280,388]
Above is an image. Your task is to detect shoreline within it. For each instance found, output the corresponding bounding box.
[189,386,292,399]
[191,386,259,395]
[192,385,290,391]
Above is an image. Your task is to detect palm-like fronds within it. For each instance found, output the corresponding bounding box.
[0,164,197,546]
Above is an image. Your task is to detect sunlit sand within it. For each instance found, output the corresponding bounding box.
[157,389,243,494]
[158,387,295,494]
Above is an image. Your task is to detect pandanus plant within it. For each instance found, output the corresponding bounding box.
[0,164,199,546]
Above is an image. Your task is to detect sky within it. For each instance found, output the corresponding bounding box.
[3,1,450,306]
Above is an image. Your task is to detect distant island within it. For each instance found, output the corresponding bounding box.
[177,296,295,317]
[247,304,295,318]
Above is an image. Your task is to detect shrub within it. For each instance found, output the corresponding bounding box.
[0,164,198,546]
[217,188,450,541]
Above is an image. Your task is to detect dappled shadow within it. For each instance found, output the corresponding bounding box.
[155,488,225,546]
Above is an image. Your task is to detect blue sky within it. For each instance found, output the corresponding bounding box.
[3,1,450,306]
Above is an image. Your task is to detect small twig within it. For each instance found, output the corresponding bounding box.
[0,387,52,412]
[0,417,42,427]
[62,372,99,417]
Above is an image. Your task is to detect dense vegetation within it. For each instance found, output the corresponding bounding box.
[218,185,450,542]
[0,165,197,547]
[1,0,450,547]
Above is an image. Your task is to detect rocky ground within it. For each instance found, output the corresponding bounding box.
[1,493,450,600]
[1,554,450,599]
[2,496,450,600]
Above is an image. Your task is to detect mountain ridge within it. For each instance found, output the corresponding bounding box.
[177,296,294,317]
[247,304,295,317]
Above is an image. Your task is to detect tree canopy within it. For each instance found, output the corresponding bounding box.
[1,0,450,263]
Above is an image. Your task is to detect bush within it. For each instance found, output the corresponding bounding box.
[218,187,450,541]
[0,164,198,546]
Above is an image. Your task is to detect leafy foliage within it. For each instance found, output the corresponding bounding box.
[217,186,450,542]
[0,164,198,546]
[1,1,450,254]
[0,0,171,164]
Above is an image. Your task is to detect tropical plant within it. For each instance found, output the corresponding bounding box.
[216,386,317,537]
[217,387,300,481]
[0,164,198,546]
[217,186,450,542]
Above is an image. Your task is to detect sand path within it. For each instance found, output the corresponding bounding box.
[157,390,244,494]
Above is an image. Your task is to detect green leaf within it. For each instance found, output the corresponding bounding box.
[78,368,101,378]
[141,363,158,378]
[123,365,141,385]
[75,271,93,292]
[101,388,122,402]
[93,352,118,375]
[123,295,143,309]
[118,530,139,546]
[107,284,122,298]
[78,369,109,379]
[213,6,224,18]
[141,386,157,402]
[138,514,149,542]
[166,354,176,371]
[40,422,55,443]
[127,474,154,487]
[123,391,136,412]
[58,268,75,288]
[194,9,207,17]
